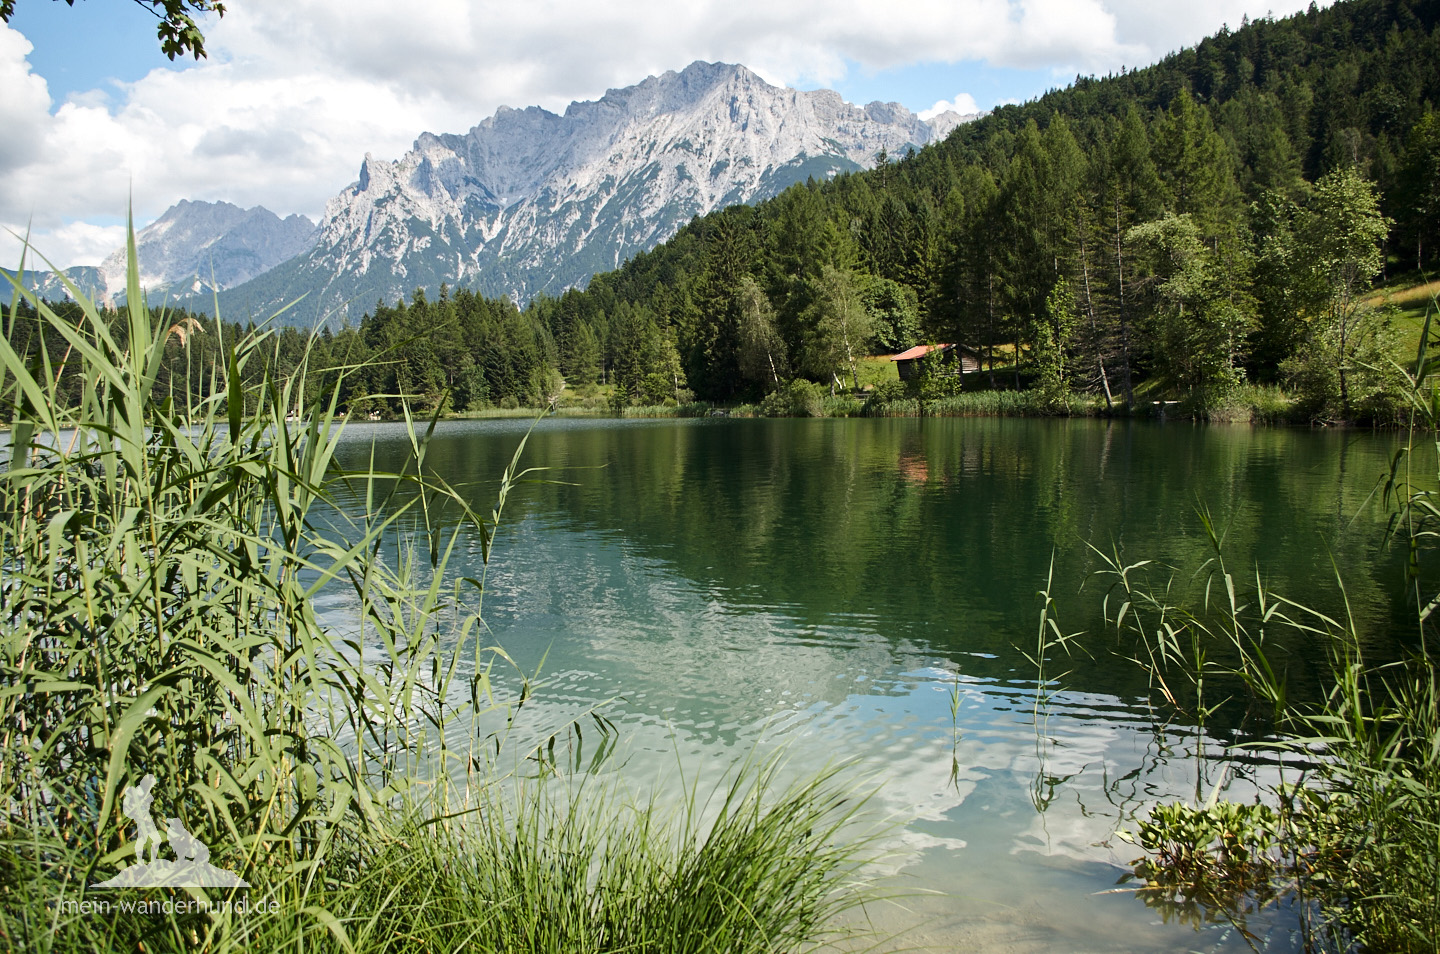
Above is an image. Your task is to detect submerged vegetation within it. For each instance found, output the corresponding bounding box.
[0,239,878,952]
[1040,300,1440,950]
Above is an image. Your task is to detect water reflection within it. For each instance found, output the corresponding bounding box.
[316,416,1413,952]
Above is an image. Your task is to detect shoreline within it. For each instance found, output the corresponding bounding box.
[0,393,1394,432]
[430,394,1374,428]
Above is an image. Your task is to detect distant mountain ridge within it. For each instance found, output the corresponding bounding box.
[206,61,971,324]
[1,264,108,305]
[6,200,316,306]
[101,200,317,296]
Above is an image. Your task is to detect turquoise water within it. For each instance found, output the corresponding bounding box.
[326,416,1415,952]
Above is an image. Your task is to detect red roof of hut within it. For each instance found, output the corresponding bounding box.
[889,344,954,361]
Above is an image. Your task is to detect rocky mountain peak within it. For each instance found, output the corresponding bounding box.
[98,199,317,298]
[211,62,976,323]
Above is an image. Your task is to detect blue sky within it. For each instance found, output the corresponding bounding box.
[6,0,204,106]
[1,0,1325,268]
[807,58,1059,117]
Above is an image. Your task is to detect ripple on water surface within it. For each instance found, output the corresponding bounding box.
[319,416,1401,952]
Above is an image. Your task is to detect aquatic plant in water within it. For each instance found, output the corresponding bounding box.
[1046,301,1440,952]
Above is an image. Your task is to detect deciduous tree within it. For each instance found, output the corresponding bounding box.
[1294,167,1392,414]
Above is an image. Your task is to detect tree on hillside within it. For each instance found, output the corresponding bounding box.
[1221,87,1306,200]
[1151,91,1238,229]
[995,117,1088,389]
[997,121,1057,388]
[1397,109,1440,270]
[1249,188,1313,377]
[568,321,603,387]
[766,184,860,361]
[863,277,922,354]
[1095,105,1164,406]
[1128,213,1254,402]
[689,215,757,398]
[1290,167,1392,416]
[610,303,688,406]
[938,164,1003,388]
[736,276,787,390]
[800,265,876,392]
[1033,279,1079,409]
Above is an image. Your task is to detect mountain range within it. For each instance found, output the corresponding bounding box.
[106,200,318,297]
[6,201,316,307]
[199,61,970,323]
[12,62,971,324]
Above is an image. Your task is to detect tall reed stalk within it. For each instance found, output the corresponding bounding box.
[0,227,876,953]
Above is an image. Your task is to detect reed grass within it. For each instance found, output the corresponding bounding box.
[1083,529,1440,952]
[1201,383,1296,424]
[620,402,714,418]
[1048,300,1440,951]
[863,389,1104,417]
[0,227,877,953]
[820,395,864,418]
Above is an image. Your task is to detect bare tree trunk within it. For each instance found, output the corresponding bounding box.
[986,270,997,389]
[1014,330,1022,390]
[1114,198,1135,407]
[1338,305,1351,417]
[1078,211,1113,409]
[841,329,860,392]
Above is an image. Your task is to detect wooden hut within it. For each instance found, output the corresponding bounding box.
[889,344,981,382]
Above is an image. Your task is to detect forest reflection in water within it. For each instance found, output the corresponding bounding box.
[318,415,1410,952]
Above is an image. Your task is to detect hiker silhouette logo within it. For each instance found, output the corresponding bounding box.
[91,774,249,888]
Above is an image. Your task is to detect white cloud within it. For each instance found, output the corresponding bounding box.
[0,28,52,175]
[1,220,128,273]
[1103,0,1314,66]
[920,93,982,121]
[1,0,1328,268]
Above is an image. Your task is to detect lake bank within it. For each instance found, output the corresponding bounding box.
[443,383,1380,428]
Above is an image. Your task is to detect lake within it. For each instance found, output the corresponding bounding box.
[326,415,1417,953]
